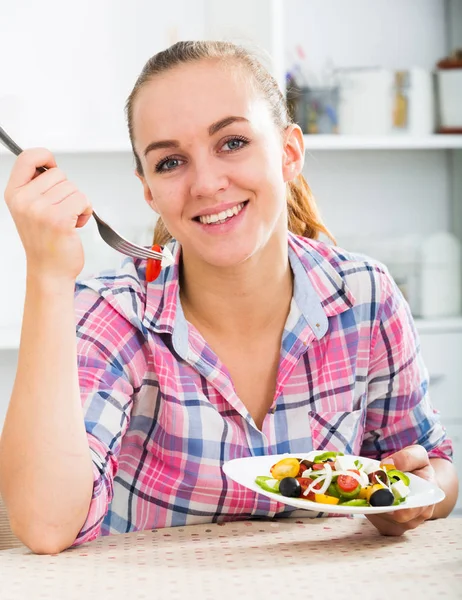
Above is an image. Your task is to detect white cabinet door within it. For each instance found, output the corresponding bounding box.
[418,330,462,515]
[418,331,462,420]
[0,0,205,152]
[444,422,462,514]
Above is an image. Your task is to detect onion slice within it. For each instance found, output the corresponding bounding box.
[304,463,333,496]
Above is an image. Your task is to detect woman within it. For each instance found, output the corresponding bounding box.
[0,41,458,554]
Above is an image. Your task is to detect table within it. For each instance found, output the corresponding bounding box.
[1,517,461,599]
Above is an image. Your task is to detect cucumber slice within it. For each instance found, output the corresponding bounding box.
[255,476,280,493]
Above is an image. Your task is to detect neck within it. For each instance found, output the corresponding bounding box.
[179,233,293,338]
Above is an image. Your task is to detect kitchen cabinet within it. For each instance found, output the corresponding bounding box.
[417,325,462,514]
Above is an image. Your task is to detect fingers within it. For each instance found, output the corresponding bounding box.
[383,503,434,524]
[5,148,58,192]
[367,512,428,536]
[12,175,74,214]
[412,464,435,482]
[366,502,435,536]
[53,190,92,224]
[17,168,69,203]
[4,148,92,230]
[388,444,429,473]
[33,189,92,232]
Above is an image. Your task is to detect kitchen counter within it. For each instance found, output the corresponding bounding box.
[1,515,461,599]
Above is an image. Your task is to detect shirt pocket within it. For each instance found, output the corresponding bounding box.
[308,409,365,455]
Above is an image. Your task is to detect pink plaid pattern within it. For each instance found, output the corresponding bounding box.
[72,233,453,546]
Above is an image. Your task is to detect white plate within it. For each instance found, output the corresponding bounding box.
[222,452,446,515]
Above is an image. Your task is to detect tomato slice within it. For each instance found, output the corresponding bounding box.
[297,464,308,477]
[297,477,315,500]
[337,474,359,493]
[312,463,327,471]
[270,457,300,480]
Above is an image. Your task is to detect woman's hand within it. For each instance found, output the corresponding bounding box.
[4,148,93,282]
[366,445,436,535]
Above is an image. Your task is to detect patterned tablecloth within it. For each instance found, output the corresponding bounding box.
[1,517,461,599]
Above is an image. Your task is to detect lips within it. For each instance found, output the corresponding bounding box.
[193,200,249,224]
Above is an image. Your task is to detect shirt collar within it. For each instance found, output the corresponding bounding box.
[288,231,356,319]
[142,233,356,346]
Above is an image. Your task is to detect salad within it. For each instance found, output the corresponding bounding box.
[255,451,411,508]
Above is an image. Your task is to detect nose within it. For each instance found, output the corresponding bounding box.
[189,155,229,199]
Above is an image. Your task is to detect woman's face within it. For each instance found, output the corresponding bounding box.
[132,60,304,268]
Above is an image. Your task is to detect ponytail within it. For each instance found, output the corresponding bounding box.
[287,175,335,243]
[152,217,173,247]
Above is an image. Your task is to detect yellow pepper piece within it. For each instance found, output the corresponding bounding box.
[367,484,385,502]
[314,494,340,505]
[358,486,371,500]
[270,457,300,480]
[381,463,395,472]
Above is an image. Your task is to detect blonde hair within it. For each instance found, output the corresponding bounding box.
[125,40,334,246]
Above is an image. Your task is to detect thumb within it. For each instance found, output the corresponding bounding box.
[76,207,93,229]
[388,445,429,473]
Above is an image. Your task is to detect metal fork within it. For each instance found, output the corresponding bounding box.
[0,125,170,263]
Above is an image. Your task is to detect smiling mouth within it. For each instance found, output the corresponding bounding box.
[194,201,248,225]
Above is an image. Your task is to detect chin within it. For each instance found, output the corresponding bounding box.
[195,243,257,269]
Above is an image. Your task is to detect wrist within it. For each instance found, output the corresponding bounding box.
[26,271,77,297]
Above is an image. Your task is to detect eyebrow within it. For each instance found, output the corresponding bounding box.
[142,116,249,157]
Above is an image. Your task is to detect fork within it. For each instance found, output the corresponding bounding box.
[0,125,172,264]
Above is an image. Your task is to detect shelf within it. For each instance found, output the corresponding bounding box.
[2,136,462,157]
[0,144,132,156]
[302,135,462,150]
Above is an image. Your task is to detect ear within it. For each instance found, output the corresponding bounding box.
[282,124,305,183]
[134,170,159,212]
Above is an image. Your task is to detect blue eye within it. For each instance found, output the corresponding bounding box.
[222,136,249,151]
[155,156,182,173]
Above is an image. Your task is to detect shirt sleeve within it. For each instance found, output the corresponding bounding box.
[360,267,453,463]
[71,281,147,547]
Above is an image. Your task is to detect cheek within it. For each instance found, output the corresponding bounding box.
[149,182,183,216]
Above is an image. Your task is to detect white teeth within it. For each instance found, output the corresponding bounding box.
[198,202,245,225]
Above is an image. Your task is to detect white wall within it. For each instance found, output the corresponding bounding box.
[284,0,447,75]
[0,0,206,149]
[305,150,450,241]
[0,351,17,426]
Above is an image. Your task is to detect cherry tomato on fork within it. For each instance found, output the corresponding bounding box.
[146,244,162,282]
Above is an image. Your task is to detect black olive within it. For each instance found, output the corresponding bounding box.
[368,469,389,486]
[369,487,395,507]
[279,477,302,498]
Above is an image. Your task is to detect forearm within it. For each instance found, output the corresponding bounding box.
[0,275,93,553]
[429,458,459,519]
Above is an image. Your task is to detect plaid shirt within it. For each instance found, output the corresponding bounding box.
[73,232,452,546]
